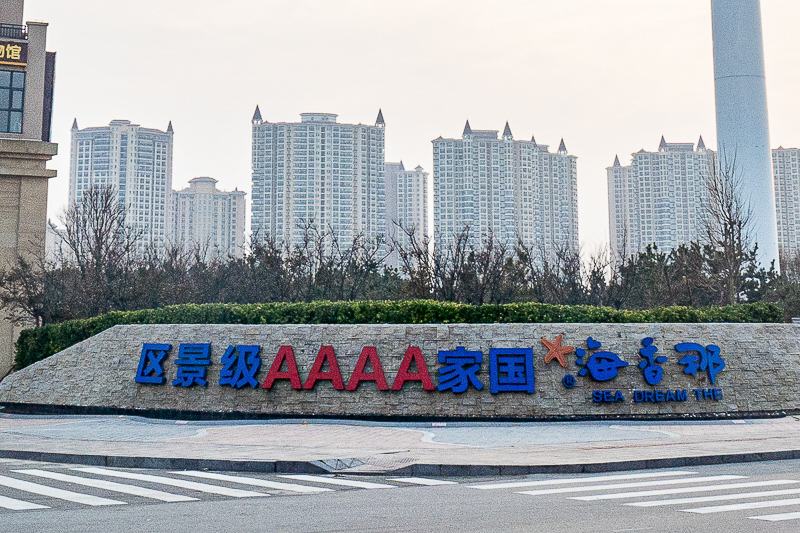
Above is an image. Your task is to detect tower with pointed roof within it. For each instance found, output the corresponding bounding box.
[432,120,578,257]
[69,119,174,254]
[251,110,385,251]
[607,136,714,262]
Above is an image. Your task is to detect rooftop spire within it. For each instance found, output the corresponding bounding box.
[558,138,567,153]
[375,109,385,126]
[659,135,667,150]
[697,135,706,150]
[71,118,78,130]
[167,121,173,133]
[252,105,262,124]
[613,154,620,166]
[463,120,472,136]
[531,135,536,145]
[502,121,512,138]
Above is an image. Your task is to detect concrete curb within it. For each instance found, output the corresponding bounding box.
[2,448,800,476]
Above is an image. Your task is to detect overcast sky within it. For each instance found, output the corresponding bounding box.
[25,0,800,253]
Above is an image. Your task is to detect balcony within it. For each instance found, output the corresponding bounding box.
[0,24,27,40]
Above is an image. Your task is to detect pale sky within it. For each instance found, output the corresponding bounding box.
[25,0,800,253]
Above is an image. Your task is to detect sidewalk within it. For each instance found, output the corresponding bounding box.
[1,413,800,476]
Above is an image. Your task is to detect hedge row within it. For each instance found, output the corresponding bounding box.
[14,300,784,370]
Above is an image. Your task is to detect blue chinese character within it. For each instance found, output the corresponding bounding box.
[638,337,667,385]
[219,345,261,389]
[437,347,483,393]
[173,343,211,387]
[489,348,534,393]
[576,337,628,381]
[675,342,725,384]
[135,343,171,384]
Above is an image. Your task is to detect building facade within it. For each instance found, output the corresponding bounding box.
[608,136,714,260]
[69,119,174,254]
[0,0,58,376]
[170,177,246,260]
[385,161,428,264]
[773,147,800,260]
[251,108,385,250]
[432,121,578,256]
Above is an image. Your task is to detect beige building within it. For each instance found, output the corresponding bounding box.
[433,121,578,257]
[607,136,713,261]
[251,109,386,250]
[385,162,429,266]
[0,0,58,376]
[170,177,246,261]
[69,119,174,255]
[773,147,800,261]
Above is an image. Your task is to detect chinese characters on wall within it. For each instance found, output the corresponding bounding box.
[134,334,725,403]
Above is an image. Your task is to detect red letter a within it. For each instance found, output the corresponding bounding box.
[392,346,434,391]
[303,346,344,390]
[346,346,388,391]
[262,346,302,389]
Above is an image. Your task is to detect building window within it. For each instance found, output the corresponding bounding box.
[0,70,25,133]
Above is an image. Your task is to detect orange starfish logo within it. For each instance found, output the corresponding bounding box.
[541,334,574,368]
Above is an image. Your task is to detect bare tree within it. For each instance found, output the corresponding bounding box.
[60,185,142,316]
[702,153,757,304]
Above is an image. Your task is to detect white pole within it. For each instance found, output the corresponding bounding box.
[711,0,779,270]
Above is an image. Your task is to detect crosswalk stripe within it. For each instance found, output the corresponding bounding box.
[683,497,800,514]
[388,478,458,486]
[15,469,198,503]
[573,479,799,501]
[72,468,266,498]
[279,475,396,489]
[0,494,49,511]
[470,471,698,490]
[0,473,125,506]
[517,475,745,496]
[627,487,800,507]
[749,511,800,522]
[175,471,333,493]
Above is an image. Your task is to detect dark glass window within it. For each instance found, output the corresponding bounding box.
[0,70,25,133]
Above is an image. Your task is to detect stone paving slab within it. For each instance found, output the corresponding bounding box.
[1,414,800,474]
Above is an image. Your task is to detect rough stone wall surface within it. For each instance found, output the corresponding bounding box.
[0,323,795,418]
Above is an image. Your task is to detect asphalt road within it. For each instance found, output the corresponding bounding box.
[3,459,800,532]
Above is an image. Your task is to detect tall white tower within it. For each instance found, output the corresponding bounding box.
[711,0,779,268]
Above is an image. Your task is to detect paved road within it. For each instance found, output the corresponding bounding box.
[4,459,800,531]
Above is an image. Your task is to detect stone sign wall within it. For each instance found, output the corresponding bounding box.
[0,323,797,419]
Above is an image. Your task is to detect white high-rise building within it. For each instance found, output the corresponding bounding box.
[250,108,385,250]
[170,177,246,261]
[432,121,578,256]
[772,147,800,260]
[69,119,173,254]
[385,161,429,264]
[607,136,714,260]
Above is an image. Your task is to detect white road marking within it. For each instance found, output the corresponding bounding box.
[470,471,698,490]
[573,479,799,501]
[0,473,125,506]
[15,469,198,503]
[279,475,396,489]
[0,494,48,511]
[72,467,266,498]
[388,478,458,486]
[517,475,745,496]
[683,497,800,514]
[175,471,333,493]
[628,487,800,507]
[749,511,800,522]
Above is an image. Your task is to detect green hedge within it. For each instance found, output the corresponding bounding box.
[14,300,784,370]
